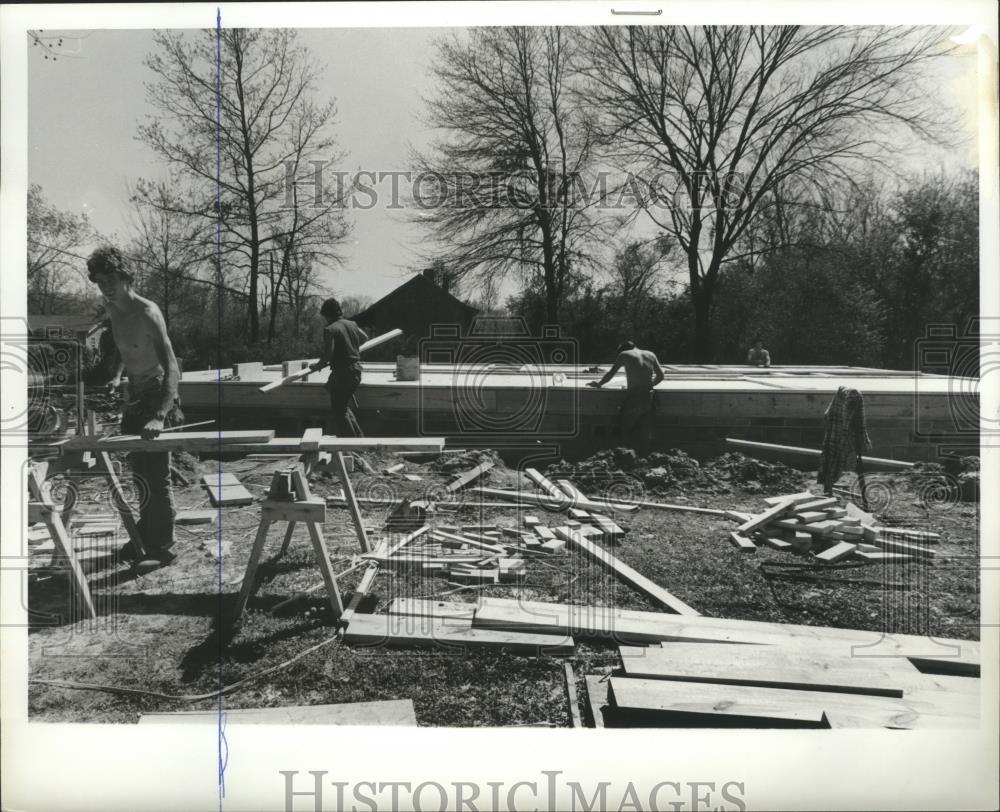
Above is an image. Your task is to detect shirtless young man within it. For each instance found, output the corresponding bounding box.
[87,246,184,570]
[588,340,665,455]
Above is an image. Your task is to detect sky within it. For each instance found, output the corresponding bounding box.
[27,25,981,306]
[28,27,445,303]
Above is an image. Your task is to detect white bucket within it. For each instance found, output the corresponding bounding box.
[396,356,420,381]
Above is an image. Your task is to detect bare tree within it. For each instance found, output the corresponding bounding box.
[26,184,94,314]
[579,25,954,360]
[414,27,611,323]
[137,28,351,344]
[126,182,214,329]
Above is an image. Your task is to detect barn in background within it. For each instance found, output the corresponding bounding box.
[350,268,479,361]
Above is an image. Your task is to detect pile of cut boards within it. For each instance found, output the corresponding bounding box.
[364,596,979,728]
[360,510,625,586]
[728,491,939,562]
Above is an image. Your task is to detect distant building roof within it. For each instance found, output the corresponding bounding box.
[351,272,479,334]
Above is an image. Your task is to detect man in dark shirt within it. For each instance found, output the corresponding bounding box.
[309,298,368,437]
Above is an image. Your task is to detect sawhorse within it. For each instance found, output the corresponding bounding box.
[27,461,97,620]
[232,439,372,624]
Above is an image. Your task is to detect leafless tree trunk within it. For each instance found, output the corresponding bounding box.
[414,27,611,323]
[578,25,954,360]
[138,28,351,344]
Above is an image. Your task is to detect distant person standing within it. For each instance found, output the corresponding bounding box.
[747,337,771,367]
[309,298,368,437]
[588,340,665,455]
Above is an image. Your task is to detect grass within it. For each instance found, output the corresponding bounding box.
[27,455,980,724]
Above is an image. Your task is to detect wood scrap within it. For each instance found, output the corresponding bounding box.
[201,472,254,507]
[445,460,494,493]
[728,531,757,552]
[554,528,700,616]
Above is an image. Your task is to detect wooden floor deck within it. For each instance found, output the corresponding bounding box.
[177,363,977,464]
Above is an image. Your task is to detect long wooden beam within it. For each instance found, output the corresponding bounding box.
[554,528,700,616]
[55,434,444,456]
[259,329,404,392]
[726,438,915,472]
[474,486,639,514]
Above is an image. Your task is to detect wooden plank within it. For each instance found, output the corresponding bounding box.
[608,676,827,728]
[387,598,477,621]
[761,536,793,551]
[554,528,700,616]
[540,538,567,554]
[336,561,381,626]
[176,509,220,526]
[793,497,840,512]
[475,486,638,514]
[333,451,371,554]
[589,513,625,543]
[139,699,417,726]
[875,526,941,543]
[95,451,145,558]
[773,518,839,537]
[564,662,584,728]
[725,438,915,471]
[301,427,323,452]
[728,531,757,552]
[737,498,800,534]
[795,511,830,524]
[814,541,857,563]
[342,612,574,654]
[618,644,909,698]
[63,430,275,454]
[871,536,936,559]
[555,480,588,501]
[445,461,494,493]
[432,530,506,555]
[763,492,818,507]
[855,550,913,563]
[201,472,254,507]
[472,598,980,671]
[583,676,609,728]
[524,468,569,500]
[606,677,975,730]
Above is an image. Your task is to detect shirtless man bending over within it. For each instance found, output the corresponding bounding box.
[588,340,665,455]
[88,246,184,571]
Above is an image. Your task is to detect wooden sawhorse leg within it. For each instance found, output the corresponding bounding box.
[28,466,97,621]
[232,467,344,624]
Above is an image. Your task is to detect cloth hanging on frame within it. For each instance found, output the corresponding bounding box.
[817,386,871,492]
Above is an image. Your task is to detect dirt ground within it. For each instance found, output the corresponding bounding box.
[27,449,980,725]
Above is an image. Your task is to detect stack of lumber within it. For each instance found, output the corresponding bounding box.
[362,524,527,585]
[586,639,979,729]
[727,491,940,562]
[363,509,628,585]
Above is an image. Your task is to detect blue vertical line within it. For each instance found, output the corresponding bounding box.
[215,6,228,807]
